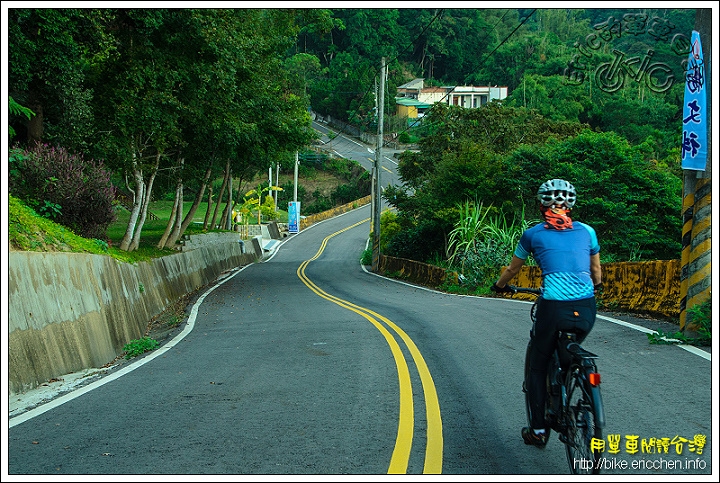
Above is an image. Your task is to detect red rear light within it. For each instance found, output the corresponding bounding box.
[588,372,601,386]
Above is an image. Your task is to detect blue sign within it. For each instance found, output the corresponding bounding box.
[681,31,707,171]
[288,201,300,233]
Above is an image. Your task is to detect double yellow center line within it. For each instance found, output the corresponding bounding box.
[296,219,443,474]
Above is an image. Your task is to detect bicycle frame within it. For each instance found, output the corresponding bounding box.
[562,340,605,430]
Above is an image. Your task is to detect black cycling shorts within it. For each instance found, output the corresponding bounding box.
[526,296,597,429]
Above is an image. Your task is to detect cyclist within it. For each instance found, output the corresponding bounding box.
[491,179,602,447]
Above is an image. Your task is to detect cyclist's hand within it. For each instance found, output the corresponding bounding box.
[491,283,514,294]
[594,283,604,295]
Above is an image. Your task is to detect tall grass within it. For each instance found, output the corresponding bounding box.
[446,201,538,293]
[446,200,491,269]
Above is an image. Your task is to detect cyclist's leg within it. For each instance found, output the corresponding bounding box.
[560,297,601,473]
[528,298,595,430]
[525,298,558,432]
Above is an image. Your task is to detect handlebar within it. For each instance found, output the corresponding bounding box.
[507,285,542,296]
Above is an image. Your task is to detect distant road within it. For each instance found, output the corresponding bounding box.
[311,119,401,189]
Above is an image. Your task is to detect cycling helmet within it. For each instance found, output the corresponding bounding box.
[537,179,577,209]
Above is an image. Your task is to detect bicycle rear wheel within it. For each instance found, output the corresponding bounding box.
[564,367,602,474]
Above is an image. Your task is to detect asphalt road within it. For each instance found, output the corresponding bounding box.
[311,119,402,190]
[7,204,713,477]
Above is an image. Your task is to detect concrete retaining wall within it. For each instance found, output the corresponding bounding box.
[300,196,371,229]
[511,260,681,319]
[378,255,454,289]
[8,233,259,395]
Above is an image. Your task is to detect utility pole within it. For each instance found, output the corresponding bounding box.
[372,57,385,272]
[275,163,280,212]
[294,151,298,202]
[679,8,712,333]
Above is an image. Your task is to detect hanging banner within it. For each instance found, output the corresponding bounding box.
[288,201,300,233]
[681,30,707,171]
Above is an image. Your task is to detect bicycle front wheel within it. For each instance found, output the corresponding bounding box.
[564,368,602,474]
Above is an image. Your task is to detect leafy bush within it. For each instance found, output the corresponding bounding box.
[384,218,449,263]
[446,201,537,292]
[331,179,371,206]
[379,210,402,253]
[122,337,159,359]
[686,297,711,341]
[304,189,333,215]
[360,247,372,265]
[398,131,419,144]
[9,144,117,240]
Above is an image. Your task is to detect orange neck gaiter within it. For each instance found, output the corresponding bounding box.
[542,206,573,230]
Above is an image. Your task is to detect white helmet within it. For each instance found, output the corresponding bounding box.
[537,179,577,209]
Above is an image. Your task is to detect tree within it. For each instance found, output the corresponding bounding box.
[528,131,682,260]
[384,103,585,262]
[8,9,114,152]
[8,96,35,139]
[90,9,188,251]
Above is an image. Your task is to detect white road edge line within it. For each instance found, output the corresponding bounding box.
[9,205,372,427]
[9,264,252,428]
[360,263,711,362]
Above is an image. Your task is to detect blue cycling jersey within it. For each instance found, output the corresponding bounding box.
[514,221,600,301]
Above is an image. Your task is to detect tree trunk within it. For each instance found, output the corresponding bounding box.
[157,181,181,249]
[162,157,185,249]
[210,160,230,229]
[119,147,146,251]
[165,184,184,248]
[26,100,43,147]
[119,168,144,251]
[179,167,212,236]
[128,152,160,251]
[203,187,213,230]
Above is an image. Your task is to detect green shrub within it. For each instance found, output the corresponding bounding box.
[446,201,537,292]
[9,144,116,240]
[360,248,372,265]
[122,337,159,359]
[686,297,711,341]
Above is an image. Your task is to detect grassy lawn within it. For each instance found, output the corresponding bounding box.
[8,195,288,264]
[109,200,289,249]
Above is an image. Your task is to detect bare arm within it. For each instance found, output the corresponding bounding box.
[495,255,526,288]
[590,253,602,285]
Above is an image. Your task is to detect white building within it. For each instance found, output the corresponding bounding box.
[396,78,508,119]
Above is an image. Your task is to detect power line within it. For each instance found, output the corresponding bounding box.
[389,9,538,149]
[318,9,538,152]
[320,9,446,143]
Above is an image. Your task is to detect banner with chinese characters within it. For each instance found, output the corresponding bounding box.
[288,201,300,233]
[681,30,707,171]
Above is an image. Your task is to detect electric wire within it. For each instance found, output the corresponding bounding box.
[388,9,537,150]
[316,9,445,143]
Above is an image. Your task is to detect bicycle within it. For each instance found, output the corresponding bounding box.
[509,285,606,474]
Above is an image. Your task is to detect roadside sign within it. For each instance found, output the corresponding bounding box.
[288,201,300,233]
